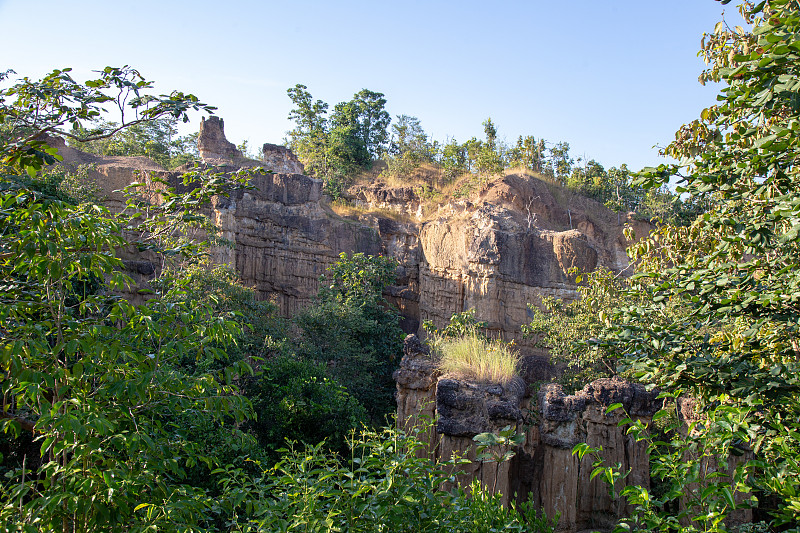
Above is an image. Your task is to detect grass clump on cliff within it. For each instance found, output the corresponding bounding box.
[427,310,520,384]
[437,333,520,384]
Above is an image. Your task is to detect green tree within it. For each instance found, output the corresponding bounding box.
[506,135,546,174]
[328,101,371,175]
[548,141,573,184]
[597,1,800,527]
[286,83,330,177]
[243,354,368,461]
[440,137,468,180]
[384,114,436,177]
[463,136,483,173]
[524,269,636,392]
[475,118,504,176]
[0,67,261,531]
[286,85,388,196]
[567,158,609,201]
[0,66,212,176]
[295,253,404,424]
[352,88,391,159]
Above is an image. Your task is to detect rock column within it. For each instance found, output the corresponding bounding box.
[535,379,660,532]
[394,340,663,533]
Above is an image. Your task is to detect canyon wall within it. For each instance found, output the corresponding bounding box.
[49,117,646,344]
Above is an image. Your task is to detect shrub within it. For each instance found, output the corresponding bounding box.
[214,424,557,532]
[242,354,367,462]
[295,253,404,424]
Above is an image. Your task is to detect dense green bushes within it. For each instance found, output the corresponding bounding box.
[213,424,557,533]
[243,354,368,461]
[295,252,405,424]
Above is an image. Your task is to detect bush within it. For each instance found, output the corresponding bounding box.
[214,424,557,532]
[242,354,367,462]
[295,253,404,424]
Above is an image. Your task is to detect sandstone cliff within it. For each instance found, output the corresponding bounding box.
[49,117,646,346]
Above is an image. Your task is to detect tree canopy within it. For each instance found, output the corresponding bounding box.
[575,1,800,527]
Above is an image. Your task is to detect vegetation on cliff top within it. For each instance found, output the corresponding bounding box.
[284,82,692,225]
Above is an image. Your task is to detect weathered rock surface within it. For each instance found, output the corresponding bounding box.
[198,116,242,163]
[46,117,645,346]
[394,341,662,533]
[416,175,649,349]
[262,143,304,174]
[393,335,439,454]
[213,172,390,316]
[435,374,528,507]
[436,377,526,437]
[531,380,660,531]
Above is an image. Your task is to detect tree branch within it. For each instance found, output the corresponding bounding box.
[0,410,37,433]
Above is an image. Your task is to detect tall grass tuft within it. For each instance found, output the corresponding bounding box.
[437,333,520,384]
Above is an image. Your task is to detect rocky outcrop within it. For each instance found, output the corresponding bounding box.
[395,336,661,532]
[530,380,660,532]
[198,117,304,174]
[351,183,423,219]
[416,175,647,348]
[198,116,242,163]
[262,143,304,174]
[436,375,528,507]
[393,335,439,454]
[212,172,391,316]
[46,118,645,345]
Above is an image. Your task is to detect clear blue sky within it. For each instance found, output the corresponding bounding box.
[0,0,738,172]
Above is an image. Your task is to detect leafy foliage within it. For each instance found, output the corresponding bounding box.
[214,424,557,532]
[285,85,389,197]
[243,355,368,462]
[13,162,100,205]
[0,66,214,176]
[0,67,264,531]
[523,268,654,392]
[0,187,254,530]
[382,114,437,178]
[423,308,488,342]
[589,1,800,528]
[296,253,404,424]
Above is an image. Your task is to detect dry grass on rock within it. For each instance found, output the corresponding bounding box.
[436,333,520,384]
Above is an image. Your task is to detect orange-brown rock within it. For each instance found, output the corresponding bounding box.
[416,174,647,348]
[394,338,662,533]
[261,143,304,174]
[46,118,647,343]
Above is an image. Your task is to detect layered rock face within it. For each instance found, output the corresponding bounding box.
[262,143,304,174]
[416,175,648,348]
[529,380,660,532]
[395,335,661,533]
[48,118,644,343]
[349,171,647,348]
[215,172,389,316]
